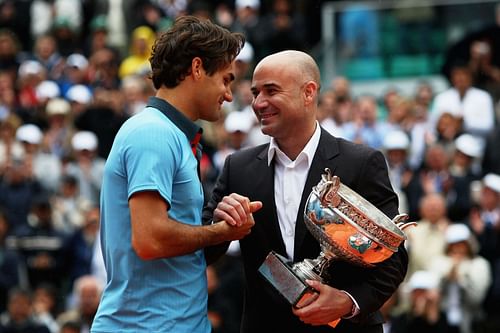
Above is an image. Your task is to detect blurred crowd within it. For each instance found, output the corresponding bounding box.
[0,0,499,333]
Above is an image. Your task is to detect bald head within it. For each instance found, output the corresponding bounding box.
[256,50,321,87]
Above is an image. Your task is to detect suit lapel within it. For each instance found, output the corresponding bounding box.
[293,129,340,261]
[255,147,287,256]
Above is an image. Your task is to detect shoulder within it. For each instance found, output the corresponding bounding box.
[225,143,269,163]
[321,130,380,160]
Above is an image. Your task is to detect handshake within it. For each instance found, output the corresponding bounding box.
[212,193,262,242]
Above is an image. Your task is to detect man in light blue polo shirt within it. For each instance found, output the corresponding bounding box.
[91,16,262,333]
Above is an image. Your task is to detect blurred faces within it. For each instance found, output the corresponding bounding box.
[451,67,472,95]
[420,193,447,223]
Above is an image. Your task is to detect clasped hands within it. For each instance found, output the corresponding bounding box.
[213,193,262,240]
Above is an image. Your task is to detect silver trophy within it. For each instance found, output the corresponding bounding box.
[259,168,415,326]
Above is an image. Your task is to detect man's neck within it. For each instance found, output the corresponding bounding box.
[155,87,196,121]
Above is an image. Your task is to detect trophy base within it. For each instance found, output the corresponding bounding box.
[258,251,319,308]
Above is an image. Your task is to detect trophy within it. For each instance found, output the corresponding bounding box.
[258,168,415,327]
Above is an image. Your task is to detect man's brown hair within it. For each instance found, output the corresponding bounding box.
[149,16,245,89]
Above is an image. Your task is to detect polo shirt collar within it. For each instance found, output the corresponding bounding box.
[147,96,202,142]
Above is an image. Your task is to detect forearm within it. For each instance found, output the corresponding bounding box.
[134,218,233,259]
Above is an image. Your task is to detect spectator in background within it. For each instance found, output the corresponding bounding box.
[43,98,75,159]
[0,208,22,313]
[316,89,336,124]
[212,111,253,174]
[482,124,500,176]
[259,0,308,54]
[231,0,265,61]
[32,283,61,333]
[65,206,100,289]
[382,130,412,214]
[430,223,492,333]
[65,131,105,205]
[6,193,69,290]
[73,90,127,159]
[468,39,500,102]
[0,29,23,81]
[404,143,453,221]
[84,16,109,58]
[391,270,452,333]
[58,275,102,333]
[120,75,149,117]
[447,134,483,222]
[16,60,47,119]
[467,173,500,332]
[433,111,463,156]
[0,155,43,234]
[15,123,62,194]
[406,193,450,278]
[0,287,50,333]
[381,95,415,134]
[344,94,386,149]
[118,26,155,79]
[0,71,19,121]
[431,60,494,143]
[51,17,81,57]
[408,82,435,170]
[59,54,90,98]
[0,114,23,176]
[88,47,121,91]
[320,89,353,140]
[31,34,64,81]
[51,175,91,234]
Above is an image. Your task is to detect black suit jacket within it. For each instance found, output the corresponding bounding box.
[203,129,408,333]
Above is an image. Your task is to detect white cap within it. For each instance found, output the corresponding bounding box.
[224,111,253,133]
[71,131,98,151]
[18,60,45,77]
[383,130,410,150]
[66,85,92,104]
[407,270,439,291]
[236,0,260,10]
[36,80,61,100]
[16,124,43,145]
[455,133,483,158]
[236,42,254,63]
[483,173,500,193]
[46,98,71,116]
[445,223,471,244]
[66,53,89,69]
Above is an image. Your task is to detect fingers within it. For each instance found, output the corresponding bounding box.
[214,194,262,227]
[249,201,263,213]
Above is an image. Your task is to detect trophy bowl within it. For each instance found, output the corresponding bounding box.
[303,168,413,268]
[259,168,415,322]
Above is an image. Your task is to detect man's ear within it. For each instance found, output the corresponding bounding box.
[191,57,203,79]
[303,81,319,105]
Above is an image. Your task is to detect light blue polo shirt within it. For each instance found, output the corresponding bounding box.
[91,97,209,333]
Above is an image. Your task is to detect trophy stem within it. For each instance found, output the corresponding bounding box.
[292,252,331,283]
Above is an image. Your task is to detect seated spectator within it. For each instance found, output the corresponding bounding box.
[430,223,492,333]
[391,270,452,333]
[57,275,102,333]
[406,193,450,278]
[447,134,483,222]
[6,194,69,289]
[0,208,22,313]
[0,287,50,333]
[65,131,105,205]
